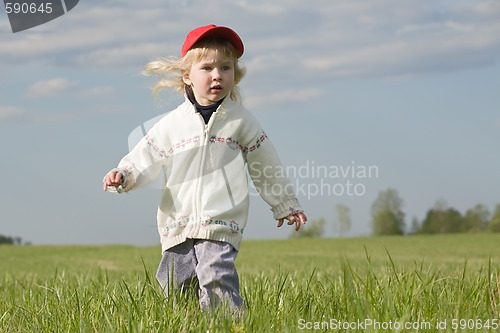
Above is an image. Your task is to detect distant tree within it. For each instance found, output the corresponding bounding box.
[409,216,420,235]
[0,234,24,245]
[335,204,351,237]
[289,218,325,238]
[494,204,500,217]
[487,204,500,233]
[371,188,405,235]
[462,204,489,233]
[419,200,463,234]
[0,234,15,245]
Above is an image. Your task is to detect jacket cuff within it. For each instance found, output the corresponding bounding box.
[103,168,128,194]
[271,198,304,220]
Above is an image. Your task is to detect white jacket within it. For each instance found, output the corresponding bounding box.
[109,97,303,252]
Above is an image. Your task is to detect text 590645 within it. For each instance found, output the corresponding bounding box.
[5,2,53,14]
[451,319,498,330]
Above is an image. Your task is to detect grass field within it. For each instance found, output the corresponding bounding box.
[1,234,500,332]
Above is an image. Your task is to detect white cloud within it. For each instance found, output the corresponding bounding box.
[245,88,325,109]
[81,86,116,98]
[301,14,500,79]
[0,106,27,120]
[3,0,500,111]
[25,78,79,98]
[72,42,169,69]
[0,3,182,66]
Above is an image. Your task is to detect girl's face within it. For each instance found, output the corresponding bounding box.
[183,49,235,106]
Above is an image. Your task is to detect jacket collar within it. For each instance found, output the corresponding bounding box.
[182,94,237,121]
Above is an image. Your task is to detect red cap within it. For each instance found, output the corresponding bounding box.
[181,24,244,58]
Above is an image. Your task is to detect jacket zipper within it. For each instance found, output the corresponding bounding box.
[194,116,211,226]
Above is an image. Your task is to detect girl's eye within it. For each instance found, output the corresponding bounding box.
[221,66,230,71]
[203,66,212,71]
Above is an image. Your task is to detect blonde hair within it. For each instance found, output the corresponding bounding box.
[143,38,246,102]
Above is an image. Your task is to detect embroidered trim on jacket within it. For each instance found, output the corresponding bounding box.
[146,135,201,159]
[245,131,267,153]
[162,215,244,237]
[207,131,267,154]
[145,135,168,158]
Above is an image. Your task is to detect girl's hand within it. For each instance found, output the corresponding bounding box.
[277,212,307,231]
[103,171,123,191]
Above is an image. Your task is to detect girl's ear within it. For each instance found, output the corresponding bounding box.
[182,74,191,86]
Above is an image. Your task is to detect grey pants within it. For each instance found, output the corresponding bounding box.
[156,239,244,312]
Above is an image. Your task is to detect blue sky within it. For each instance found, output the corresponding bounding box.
[1,0,499,246]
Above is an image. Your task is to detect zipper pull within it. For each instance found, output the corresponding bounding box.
[203,124,210,143]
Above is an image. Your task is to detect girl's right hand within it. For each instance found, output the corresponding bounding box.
[103,171,123,191]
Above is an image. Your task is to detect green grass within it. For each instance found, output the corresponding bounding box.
[1,234,500,332]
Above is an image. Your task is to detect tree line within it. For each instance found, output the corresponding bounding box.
[0,234,28,245]
[290,187,500,238]
[371,188,500,236]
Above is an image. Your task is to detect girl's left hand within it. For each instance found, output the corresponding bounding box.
[277,212,307,231]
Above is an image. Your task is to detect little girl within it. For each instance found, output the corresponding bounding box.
[103,25,307,312]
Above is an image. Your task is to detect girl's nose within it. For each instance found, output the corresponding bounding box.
[212,69,221,80]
